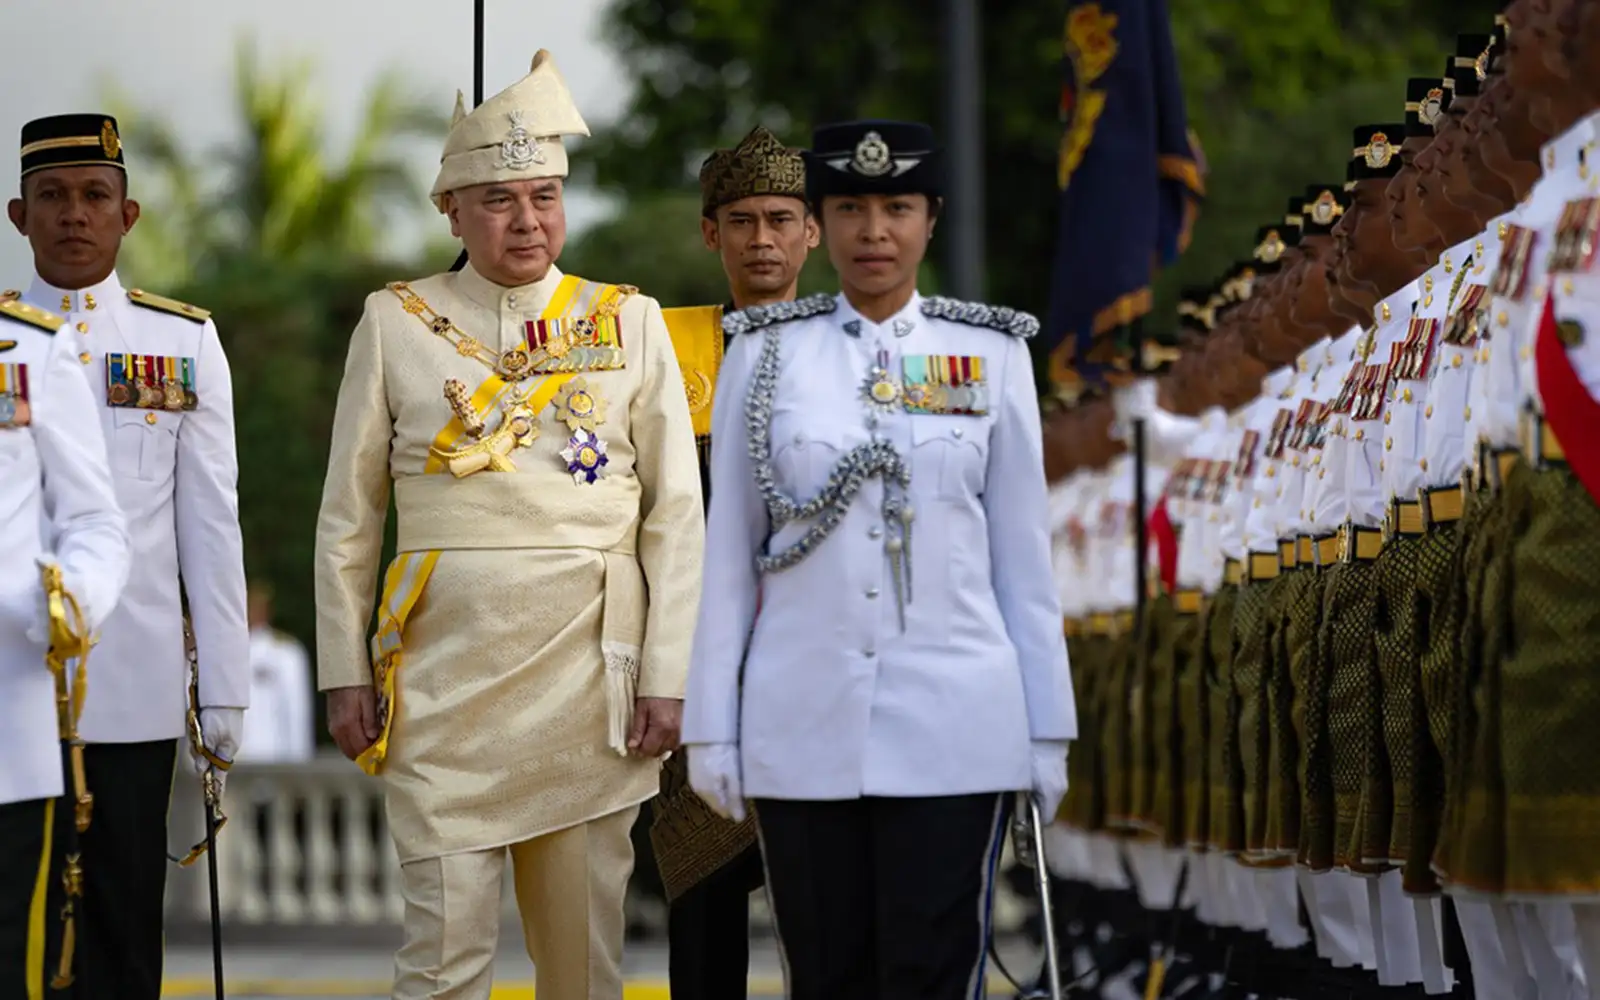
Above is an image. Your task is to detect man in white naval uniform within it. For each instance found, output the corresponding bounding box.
[7,114,249,1000]
[0,295,128,1000]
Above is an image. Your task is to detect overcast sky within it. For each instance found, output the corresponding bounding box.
[0,0,626,285]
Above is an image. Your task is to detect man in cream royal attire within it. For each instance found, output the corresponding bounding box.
[9,114,249,1000]
[313,51,704,1000]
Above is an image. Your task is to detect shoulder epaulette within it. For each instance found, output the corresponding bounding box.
[127,288,211,323]
[722,292,836,336]
[920,296,1039,338]
[0,297,64,334]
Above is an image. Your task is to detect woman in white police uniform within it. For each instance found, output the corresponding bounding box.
[683,119,1075,1000]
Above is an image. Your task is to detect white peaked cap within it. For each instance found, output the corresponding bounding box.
[430,49,591,211]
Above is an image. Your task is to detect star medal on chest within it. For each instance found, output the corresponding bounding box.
[551,376,608,432]
[861,348,902,413]
[561,429,609,485]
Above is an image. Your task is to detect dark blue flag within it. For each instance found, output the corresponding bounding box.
[1044,0,1203,393]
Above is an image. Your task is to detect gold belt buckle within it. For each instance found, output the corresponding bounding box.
[1336,522,1352,564]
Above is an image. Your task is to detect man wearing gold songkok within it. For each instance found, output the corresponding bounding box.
[651,124,815,1000]
[312,49,705,1000]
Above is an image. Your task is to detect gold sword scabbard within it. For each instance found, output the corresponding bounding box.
[39,562,93,987]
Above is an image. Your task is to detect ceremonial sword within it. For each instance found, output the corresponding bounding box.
[449,0,486,273]
[990,792,1067,1000]
[40,562,94,991]
[174,617,232,999]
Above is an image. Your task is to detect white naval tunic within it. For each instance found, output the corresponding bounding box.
[1477,124,1595,457]
[1346,285,1420,531]
[237,626,315,764]
[682,292,1075,800]
[20,272,249,743]
[0,308,129,806]
[1384,237,1477,506]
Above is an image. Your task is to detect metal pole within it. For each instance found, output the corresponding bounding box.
[942,0,986,299]
[473,0,485,106]
[1133,328,1148,632]
[451,0,487,273]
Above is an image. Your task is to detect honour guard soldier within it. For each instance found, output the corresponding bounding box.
[683,120,1074,1000]
[313,50,706,1000]
[1443,8,1600,994]
[0,295,128,1000]
[7,113,249,1000]
[651,124,814,1000]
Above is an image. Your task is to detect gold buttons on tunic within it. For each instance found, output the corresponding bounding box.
[1355,429,1366,440]
[1497,311,1509,327]
[75,322,87,333]
[1464,406,1472,420]
[145,412,157,425]
[84,293,96,310]
[1452,354,1463,368]
[1425,405,1433,418]
[1403,388,1414,402]
[1385,412,1392,425]
[78,352,91,364]
[1385,438,1393,451]
[1420,458,1429,472]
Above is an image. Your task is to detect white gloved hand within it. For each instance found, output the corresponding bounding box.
[20,557,57,645]
[184,706,244,778]
[688,743,746,822]
[1112,378,1160,425]
[1030,740,1071,822]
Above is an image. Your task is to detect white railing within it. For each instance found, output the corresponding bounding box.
[164,751,1035,938]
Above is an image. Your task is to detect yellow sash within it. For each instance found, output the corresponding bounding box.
[660,305,723,440]
[357,275,624,775]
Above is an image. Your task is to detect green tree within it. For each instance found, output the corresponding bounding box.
[581,0,1504,330]
[108,38,448,288]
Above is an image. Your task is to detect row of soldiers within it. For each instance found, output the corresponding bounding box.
[1041,4,1600,999]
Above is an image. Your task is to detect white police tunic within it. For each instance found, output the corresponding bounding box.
[20,272,249,742]
[0,300,129,806]
[682,291,1075,800]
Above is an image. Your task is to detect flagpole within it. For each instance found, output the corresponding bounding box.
[1133,331,1148,633]
[450,0,486,273]
[942,0,985,299]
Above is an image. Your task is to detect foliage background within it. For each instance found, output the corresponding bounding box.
[108,0,1502,736]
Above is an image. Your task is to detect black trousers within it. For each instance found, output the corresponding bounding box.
[667,844,765,999]
[0,796,53,1000]
[44,740,176,1000]
[754,793,1010,1000]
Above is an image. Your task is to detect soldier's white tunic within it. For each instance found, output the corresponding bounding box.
[683,292,1075,799]
[20,272,249,740]
[0,302,129,806]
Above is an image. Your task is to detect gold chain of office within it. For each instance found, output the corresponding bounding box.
[386,281,631,383]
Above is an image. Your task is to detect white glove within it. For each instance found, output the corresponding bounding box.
[1112,378,1160,425]
[19,556,57,645]
[688,743,746,822]
[1030,740,1070,822]
[184,706,244,778]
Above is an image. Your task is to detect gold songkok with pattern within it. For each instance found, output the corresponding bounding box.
[697,126,806,217]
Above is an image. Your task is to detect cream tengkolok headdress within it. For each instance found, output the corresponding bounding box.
[430,49,590,211]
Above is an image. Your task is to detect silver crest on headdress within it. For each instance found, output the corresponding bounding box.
[498,111,547,170]
[851,131,893,176]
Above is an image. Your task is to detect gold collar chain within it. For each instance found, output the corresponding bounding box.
[386,281,631,382]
